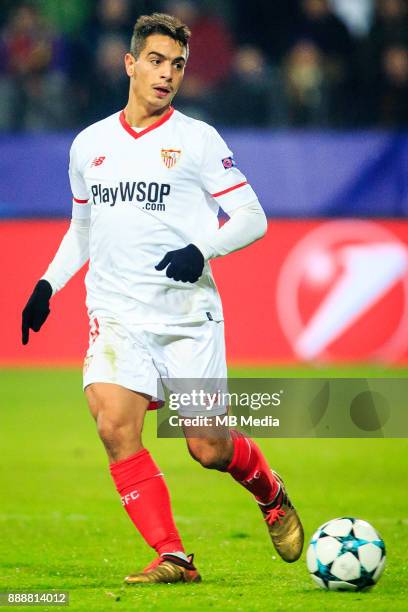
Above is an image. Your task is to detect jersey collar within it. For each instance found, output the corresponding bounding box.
[119,106,174,140]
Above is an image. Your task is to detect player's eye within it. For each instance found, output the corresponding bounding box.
[151,59,161,65]
[174,62,184,70]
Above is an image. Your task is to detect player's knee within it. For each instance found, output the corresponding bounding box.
[96,409,136,445]
[86,387,126,438]
[96,413,121,444]
[85,385,144,460]
[188,440,231,470]
[88,401,126,446]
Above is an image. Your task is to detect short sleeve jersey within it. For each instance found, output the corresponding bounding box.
[69,107,257,324]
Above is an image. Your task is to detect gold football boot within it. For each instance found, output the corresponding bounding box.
[259,471,304,562]
[125,553,201,584]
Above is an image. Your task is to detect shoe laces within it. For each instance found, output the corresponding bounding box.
[143,554,194,573]
[264,505,286,526]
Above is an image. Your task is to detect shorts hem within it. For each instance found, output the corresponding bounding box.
[83,375,162,401]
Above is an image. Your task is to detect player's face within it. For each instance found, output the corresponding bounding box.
[125,34,187,111]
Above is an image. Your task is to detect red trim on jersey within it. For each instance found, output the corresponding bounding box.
[119,107,174,140]
[212,181,248,198]
[73,197,89,204]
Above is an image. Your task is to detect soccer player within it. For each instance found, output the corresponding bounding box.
[21,13,304,584]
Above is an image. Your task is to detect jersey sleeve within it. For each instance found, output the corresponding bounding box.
[200,126,258,214]
[69,139,91,220]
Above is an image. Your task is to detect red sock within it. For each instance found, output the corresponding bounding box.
[227,431,279,505]
[110,449,184,555]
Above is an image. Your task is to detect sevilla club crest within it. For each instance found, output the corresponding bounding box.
[161,148,181,169]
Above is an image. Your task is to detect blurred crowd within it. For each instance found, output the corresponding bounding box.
[0,0,407,131]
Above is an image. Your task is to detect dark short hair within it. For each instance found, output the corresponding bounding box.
[130,13,191,58]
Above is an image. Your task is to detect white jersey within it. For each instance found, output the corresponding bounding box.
[69,107,257,324]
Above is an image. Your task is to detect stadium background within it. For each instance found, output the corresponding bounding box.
[1,2,408,611]
[1,0,408,366]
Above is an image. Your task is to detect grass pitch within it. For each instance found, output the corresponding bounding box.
[1,367,407,611]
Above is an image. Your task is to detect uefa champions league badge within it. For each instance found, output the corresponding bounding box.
[161,148,181,169]
[222,156,235,169]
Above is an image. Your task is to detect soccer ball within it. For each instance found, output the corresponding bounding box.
[306,517,386,591]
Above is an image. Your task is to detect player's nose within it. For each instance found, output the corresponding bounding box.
[160,62,172,80]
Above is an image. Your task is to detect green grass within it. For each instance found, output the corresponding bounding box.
[0,367,407,611]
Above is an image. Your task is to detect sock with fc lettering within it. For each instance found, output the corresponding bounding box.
[227,430,280,505]
[110,448,185,555]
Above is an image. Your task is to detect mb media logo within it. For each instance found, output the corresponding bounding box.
[276,221,408,362]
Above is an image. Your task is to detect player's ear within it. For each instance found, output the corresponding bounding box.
[124,53,135,77]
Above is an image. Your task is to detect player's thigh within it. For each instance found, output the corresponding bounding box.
[85,382,150,429]
[83,317,160,430]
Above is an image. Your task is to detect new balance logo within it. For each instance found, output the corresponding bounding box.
[121,490,140,506]
[91,156,106,167]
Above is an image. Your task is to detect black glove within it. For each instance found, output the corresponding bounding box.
[22,279,53,345]
[155,244,205,283]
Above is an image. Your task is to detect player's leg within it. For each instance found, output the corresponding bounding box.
[85,383,183,552]
[186,427,303,561]
[184,424,281,506]
[86,381,147,461]
[83,319,200,584]
[160,320,304,563]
